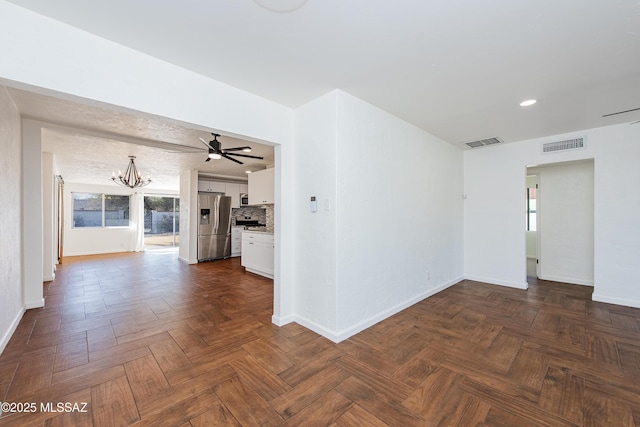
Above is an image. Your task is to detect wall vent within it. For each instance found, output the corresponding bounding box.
[465,137,503,148]
[542,137,585,154]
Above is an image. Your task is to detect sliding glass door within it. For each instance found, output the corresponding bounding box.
[144,196,180,248]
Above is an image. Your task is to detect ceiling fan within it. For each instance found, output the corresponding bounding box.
[602,107,640,125]
[198,133,264,164]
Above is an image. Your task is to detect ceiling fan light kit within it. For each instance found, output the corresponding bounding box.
[198,133,264,165]
[111,156,151,188]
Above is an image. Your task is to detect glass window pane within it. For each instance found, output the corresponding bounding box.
[144,196,179,247]
[527,188,537,231]
[105,195,130,227]
[73,193,102,228]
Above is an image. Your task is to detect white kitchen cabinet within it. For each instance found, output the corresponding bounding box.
[241,231,274,278]
[198,180,226,193]
[248,168,274,205]
[226,182,240,208]
[231,226,243,257]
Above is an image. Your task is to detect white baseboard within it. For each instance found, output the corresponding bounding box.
[592,293,640,309]
[271,313,295,326]
[538,274,593,287]
[25,298,45,310]
[292,276,463,343]
[64,249,131,257]
[464,275,528,290]
[43,274,55,282]
[0,306,26,355]
[178,256,198,265]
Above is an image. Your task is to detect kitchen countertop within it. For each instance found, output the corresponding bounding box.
[242,229,274,234]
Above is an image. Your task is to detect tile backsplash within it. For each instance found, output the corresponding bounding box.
[231,205,274,232]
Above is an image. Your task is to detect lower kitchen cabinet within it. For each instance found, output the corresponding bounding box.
[241,231,274,278]
[231,226,243,257]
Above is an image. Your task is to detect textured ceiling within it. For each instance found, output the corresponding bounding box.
[9,87,274,189]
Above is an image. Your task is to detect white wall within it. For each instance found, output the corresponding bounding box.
[464,123,640,307]
[0,86,24,354]
[42,152,55,281]
[179,170,199,264]
[22,119,44,309]
[293,92,339,333]
[293,91,464,341]
[531,161,594,286]
[335,92,464,337]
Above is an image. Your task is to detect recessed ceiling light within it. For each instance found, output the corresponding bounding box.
[253,0,308,13]
[520,99,537,107]
[245,170,252,174]
[243,148,252,153]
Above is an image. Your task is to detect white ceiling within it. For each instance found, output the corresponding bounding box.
[5,0,640,187]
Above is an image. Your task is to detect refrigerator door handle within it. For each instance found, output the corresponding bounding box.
[213,196,219,232]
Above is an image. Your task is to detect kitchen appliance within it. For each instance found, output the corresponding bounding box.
[240,193,249,206]
[235,215,264,227]
[197,193,232,261]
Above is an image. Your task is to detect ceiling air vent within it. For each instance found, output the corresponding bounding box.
[465,137,502,148]
[542,137,585,154]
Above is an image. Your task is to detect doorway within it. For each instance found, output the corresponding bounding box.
[525,174,538,278]
[526,160,594,286]
[144,196,180,249]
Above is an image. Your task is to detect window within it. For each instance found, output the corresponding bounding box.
[144,196,180,247]
[526,187,537,231]
[73,193,130,228]
[105,195,130,226]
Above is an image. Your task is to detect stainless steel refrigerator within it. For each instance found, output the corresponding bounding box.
[197,193,232,261]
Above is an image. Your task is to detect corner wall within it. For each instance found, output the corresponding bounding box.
[334,92,464,338]
[0,86,23,354]
[293,90,465,342]
[464,123,640,307]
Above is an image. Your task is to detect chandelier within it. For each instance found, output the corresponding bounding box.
[111,156,151,188]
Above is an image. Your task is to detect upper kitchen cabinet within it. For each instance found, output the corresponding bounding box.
[198,180,226,193]
[248,168,274,205]
[225,182,240,208]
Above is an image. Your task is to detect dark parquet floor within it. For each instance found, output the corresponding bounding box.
[1,251,639,426]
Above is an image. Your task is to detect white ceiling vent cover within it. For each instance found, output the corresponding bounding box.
[542,137,585,154]
[465,137,503,148]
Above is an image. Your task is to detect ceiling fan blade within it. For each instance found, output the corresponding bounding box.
[631,120,640,125]
[164,149,206,154]
[205,157,211,162]
[224,152,264,160]
[222,153,243,164]
[223,146,252,152]
[602,107,640,117]
[198,137,212,149]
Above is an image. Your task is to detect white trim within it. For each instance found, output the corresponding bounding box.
[464,275,529,290]
[25,298,45,310]
[44,274,55,282]
[245,267,273,279]
[293,277,463,343]
[0,307,26,355]
[538,274,594,287]
[63,249,132,257]
[271,313,295,326]
[178,256,197,265]
[592,293,640,309]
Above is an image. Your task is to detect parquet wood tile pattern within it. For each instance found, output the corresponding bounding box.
[1,251,639,426]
